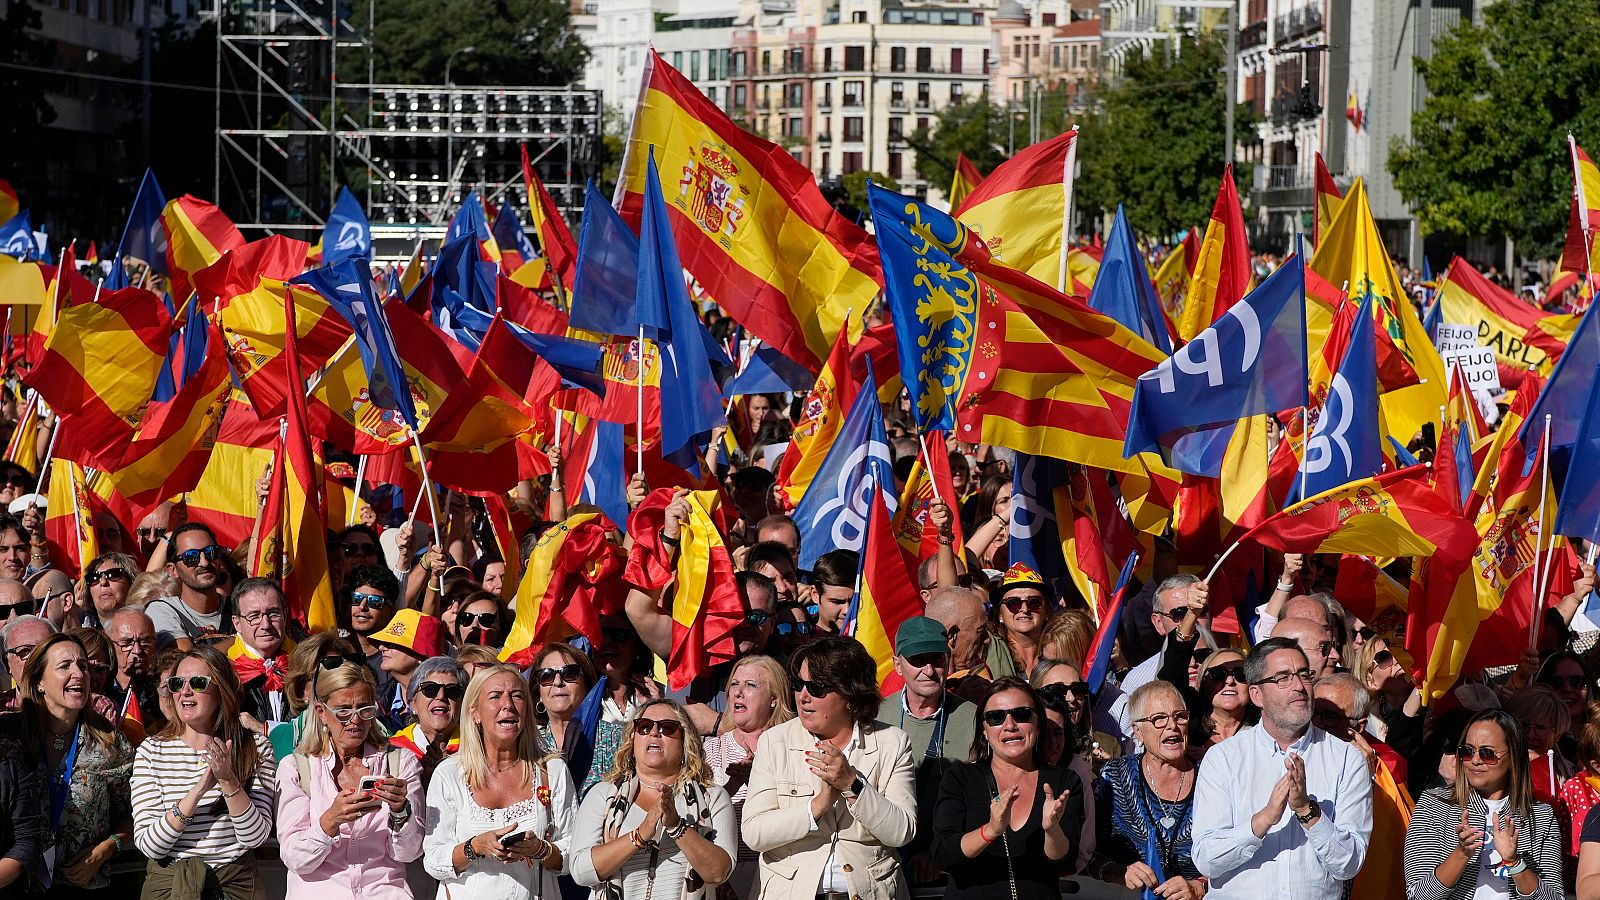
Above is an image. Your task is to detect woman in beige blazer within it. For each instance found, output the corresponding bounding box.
[741,637,919,900]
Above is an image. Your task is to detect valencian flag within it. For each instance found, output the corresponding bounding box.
[1313,153,1343,247]
[522,146,578,292]
[625,487,743,692]
[308,186,373,268]
[1293,295,1381,503]
[162,195,245,301]
[792,364,895,571]
[947,153,983,209]
[1435,256,1556,379]
[106,168,168,290]
[1088,205,1172,354]
[847,472,921,691]
[1125,250,1309,476]
[776,324,856,508]
[1561,135,1600,276]
[43,458,97,578]
[954,128,1078,289]
[501,511,625,665]
[617,50,880,372]
[1176,166,1254,342]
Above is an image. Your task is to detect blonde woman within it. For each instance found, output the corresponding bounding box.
[276,662,424,899]
[572,699,737,900]
[703,656,791,898]
[424,664,578,900]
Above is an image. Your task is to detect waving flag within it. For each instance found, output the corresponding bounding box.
[1240,466,1475,560]
[312,186,373,267]
[522,146,579,292]
[446,191,501,263]
[162,195,245,300]
[1561,135,1600,276]
[947,153,983,209]
[1436,256,1555,379]
[1153,229,1198,330]
[1518,302,1599,467]
[1124,250,1309,475]
[273,287,334,630]
[569,183,641,337]
[1294,295,1381,502]
[776,325,858,508]
[1176,166,1254,341]
[106,169,168,289]
[1431,364,1478,515]
[1008,454,1073,602]
[792,368,895,571]
[1554,370,1600,545]
[501,512,625,664]
[847,475,921,690]
[44,459,98,578]
[1085,552,1140,692]
[0,211,39,261]
[492,202,540,275]
[185,391,278,548]
[953,129,1078,289]
[1313,153,1343,247]
[565,414,630,533]
[890,436,964,567]
[293,258,420,431]
[1088,205,1172,354]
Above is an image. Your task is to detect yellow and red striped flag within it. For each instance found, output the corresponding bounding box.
[43,458,97,578]
[521,145,578,293]
[162,196,245,301]
[774,324,855,508]
[1561,135,1600,275]
[1153,230,1198,331]
[1435,255,1558,381]
[955,129,1078,290]
[1313,152,1343,248]
[616,50,880,372]
[1176,166,1254,342]
[275,286,335,631]
[947,153,983,209]
[500,511,624,667]
[186,390,277,549]
[854,479,922,692]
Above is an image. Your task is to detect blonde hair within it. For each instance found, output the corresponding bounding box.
[1042,610,1095,669]
[127,572,178,609]
[717,655,795,735]
[296,662,381,757]
[457,664,551,791]
[455,644,500,671]
[607,698,715,787]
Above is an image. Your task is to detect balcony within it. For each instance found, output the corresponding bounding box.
[818,133,833,144]
[1274,5,1325,43]
[1239,20,1267,50]
[1269,87,1321,124]
[889,97,907,111]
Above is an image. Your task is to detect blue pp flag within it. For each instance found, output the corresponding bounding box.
[1388,435,1420,467]
[293,258,421,431]
[0,211,38,261]
[569,183,642,337]
[1009,453,1073,603]
[492,201,538,264]
[1089,205,1172,355]
[446,191,495,247]
[870,182,979,433]
[793,366,896,571]
[107,169,169,289]
[1291,295,1381,501]
[322,186,373,267]
[429,232,499,338]
[1520,303,1600,471]
[502,320,606,396]
[638,147,725,475]
[723,343,815,398]
[1124,247,1309,476]
[1554,369,1600,544]
[1085,552,1140,694]
[576,417,629,536]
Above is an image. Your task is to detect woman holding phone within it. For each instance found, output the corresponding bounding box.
[276,661,425,899]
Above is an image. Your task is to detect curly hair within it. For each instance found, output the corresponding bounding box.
[789,637,880,726]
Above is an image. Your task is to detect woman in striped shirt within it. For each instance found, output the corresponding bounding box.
[130,645,277,899]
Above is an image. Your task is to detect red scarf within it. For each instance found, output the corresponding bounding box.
[232,651,288,691]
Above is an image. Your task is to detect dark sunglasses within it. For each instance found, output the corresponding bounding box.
[983,706,1036,727]
[173,545,225,567]
[1157,608,1193,623]
[602,627,633,644]
[457,611,498,629]
[1546,674,1589,690]
[775,621,813,636]
[1373,650,1395,668]
[1,475,29,489]
[1001,596,1043,613]
[536,664,583,686]
[634,717,684,738]
[1204,665,1247,685]
[1060,681,1089,697]
[317,652,367,671]
[342,542,378,557]
[1457,743,1503,763]
[1356,627,1377,641]
[743,610,772,627]
[85,567,131,586]
[349,591,391,609]
[791,676,835,698]
[0,600,37,618]
[1191,646,1214,664]
[1316,640,1339,655]
[166,675,213,694]
[415,682,465,701]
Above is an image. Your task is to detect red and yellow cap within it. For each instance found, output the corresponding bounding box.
[370,608,446,658]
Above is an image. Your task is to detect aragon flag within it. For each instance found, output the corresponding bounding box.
[616,50,880,373]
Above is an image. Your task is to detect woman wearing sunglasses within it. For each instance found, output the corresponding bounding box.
[424,664,578,900]
[130,645,277,898]
[1536,651,1592,757]
[391,656,467,788]
[531,644,622,798]
[1404,708,1563,900]
[1197,648,1255,747]
[572,698,736,900]
[742,636,917,900]
[932,675,1081,900]
[277,661,424,899]
[1350,635,1423,761]
[269,631,366,761]
[451,591,510,650]
[73,552,137,630]
[595,615,661,727]
[1030,663,1097,873]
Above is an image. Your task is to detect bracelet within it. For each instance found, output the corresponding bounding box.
[661,534,680,548]
[388,800,412,824]
[630,828,647,849]
[219,785,244,801]
[109,834,124,854]
[168,803,194,826]
[462,838,485,863]
[1276,580,1295,592]
[534,839,554,862]
[978,823,996,844]
[666,819,690,840]
[548,483,564,493]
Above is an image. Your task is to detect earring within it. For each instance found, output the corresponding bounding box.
[535,700,546,716]
[769,702,776,709]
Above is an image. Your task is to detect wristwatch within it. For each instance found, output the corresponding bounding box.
[1293,805,1319,825]
[462,838,485,863]
[842,775,865,799]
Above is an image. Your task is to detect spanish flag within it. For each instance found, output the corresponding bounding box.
[43,458,97,578]
[774,324,856,508]
[1430,365,1478,516]
[1153,229,1198,330]
[4,392,41,475]
[1239,465,1476,561]
[1436,256,1555,380]
[500,512,625,667]
[222,278,354,418]
[1312,152,1343,248]
[0,180,16,224]
[186,390,278,549]
[617,50,880,372]
[947,153,983,209]
[1561,135,1600,275]
[275,285,335,631]
[521,145,578,293]
[624,487,742,691]
[191,235,308,310]
[162,196,245,301]
[890,433,964,567]
[954,128,1078,290]
[1176,166,1254,342]
[851,477,921,692]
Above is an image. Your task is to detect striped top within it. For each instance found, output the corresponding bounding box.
[131,733,278,867]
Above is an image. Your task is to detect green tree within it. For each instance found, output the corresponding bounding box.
[1389,0,1600,258]
[371,0,588,85]
[1076,33,1254,236]
[909,98,1009,192]
[843,170,898,220]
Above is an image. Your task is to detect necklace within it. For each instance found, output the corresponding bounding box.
[46,724,73,753]
[492,757,524,774]
[1141,756,1191,830]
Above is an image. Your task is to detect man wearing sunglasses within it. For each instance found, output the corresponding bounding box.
[1271,616,1343,679]
[1191,637,1373,900]
[228,578,295,734]
[0,613,53,705]
[150,522,231,651]
[370,608,447,730]
[1103,574,1225,745]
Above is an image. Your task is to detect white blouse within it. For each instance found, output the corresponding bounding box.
[422,755,578,900]
[570,780,739,900]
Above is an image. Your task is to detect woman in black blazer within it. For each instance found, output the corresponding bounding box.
[931,676,1083,900]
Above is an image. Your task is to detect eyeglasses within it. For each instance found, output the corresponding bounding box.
[2,475,29,489]
[0,600,37,618]
[775,621,812,636]
[1191,647,1214,664]
[1356,627,1377,641]
[4,644,35,662]
[237,609,284,626]
[1204,665,1247,685]
[317,652,367,671]
[1157,608,1202,623]
[1372,650,1395,668]
[791,676,835,698]
[85,567,131,586]
[1457,743,1503,763]
[1001,596,1043,613]
[113,637,155,653]
[457,611,498,629]
[341,542,378,557]
[743,610,772,627]
[634,717,684,738]
[166,675,213,694]
[323,704,380,723]
[1134,710,1190,730]
[1546,674,1589,690]
[1313,708,1364,730]
[349,592,390,609]
[415,682,465,701]
[536,664,583,686]
[1253,669,1316,687]
[172,545,225,567]
[983,706,1036,727]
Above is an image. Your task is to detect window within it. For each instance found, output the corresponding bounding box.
[888,152,902,180]
[891,82,904,104]
[891,47,906,72]
[983,49,991,73]
[761,85,770,107]
[785,117,805,138]
[762,50,771,74]
[845,45,866,71]
[843,81,863,107]
[915,47,932,73]
[690,51,701,81]
[851,10,865,22]
[733,84,748,110]
[786,83,804,107]
[918,116,929,131]
[731,51,746,77]
[673,52,683,70]
[820,83,833,107]
[824,47,833,70]
[950,83,964,103]
[844,152,864,174]
[788,48,805,73]
[950,48,963,73]
[916,82,930,107]
[844,117,864,141]
[888,117,903,138]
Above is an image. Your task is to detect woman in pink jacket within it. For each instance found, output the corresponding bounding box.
[276,660,427,898]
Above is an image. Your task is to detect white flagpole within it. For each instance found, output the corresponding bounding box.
[1529,414,1552,652]
[635,325,647,479]
[1055,126,1080,294]
[347,454,368,528]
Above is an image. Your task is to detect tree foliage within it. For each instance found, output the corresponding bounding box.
[843,170,898,219]
[371,0,588,85]
[1076,33,1254,236]
[909,98,1011,191]
[1388,0,1600,257]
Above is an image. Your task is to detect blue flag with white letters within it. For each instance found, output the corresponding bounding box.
[0,211,38,261]
[107,169,168,289]
[793,366,897,571]
[293,258,420,431]
[1291,296,1381,502]
[322,186,373,267]
[1123,247,1309,476]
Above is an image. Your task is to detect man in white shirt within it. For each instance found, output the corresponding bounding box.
[1191,636,1373,899]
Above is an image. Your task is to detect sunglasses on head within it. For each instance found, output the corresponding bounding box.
[634,717,683,738]
[415,681,465,701]
[349,591,390,609]
[457,611,498,629]
[1001,595,1043,613]
[775,621,812,636]
[1457,743,1503,763]
[982,706,1036,727]
[136,526,167,540]
[85,567,131,586]
[1204,665,1247,685]
[791,676,834,698]
[166,675,213,694]
[536,663,583,686]
[317,652,367,671]
[1191,646,1214,664]
[1356,626,1377,641]
[173,545,225,567]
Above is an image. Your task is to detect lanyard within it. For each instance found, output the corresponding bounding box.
[46,724,82,832]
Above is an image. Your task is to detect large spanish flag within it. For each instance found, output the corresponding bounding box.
[221,279,353,418]
[43,458,98,578]
[1176,166,1254,342]
[185,390,278,549]
[1436,255,1554,378]
[1238,465,1476,561]
[616,50,880,372]
[1561,135,1600,275]
[851,481,922,692]
[275,288,335,630]
[500,511,624,666]
[954,128,1078,290]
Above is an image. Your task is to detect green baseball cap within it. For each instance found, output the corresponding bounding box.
[895,616,950,659]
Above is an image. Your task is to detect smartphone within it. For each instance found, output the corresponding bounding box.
[499,816,540,847]
[358,775,383,793]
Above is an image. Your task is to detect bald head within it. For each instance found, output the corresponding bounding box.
[926,585,988,670]
[0,615,55,685]
[30,570,73,627]
[1272,616,1339,676]
[1283,595,1330,628]
[0,579,26,608]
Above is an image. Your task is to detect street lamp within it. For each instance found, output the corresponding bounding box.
[445,46,477,85]
[445,45,477,218]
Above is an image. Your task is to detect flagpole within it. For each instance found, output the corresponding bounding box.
[408,429,447,596]
[304,336,357,395]
[915,430,944,506]
[1298,407,1310,501]
[35,416,60,495]
[1571,134,1595,312]
[635,325,646,479]
[1203,538,1244,585]
[1529,414,1552,652]
[347,454,367,528]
